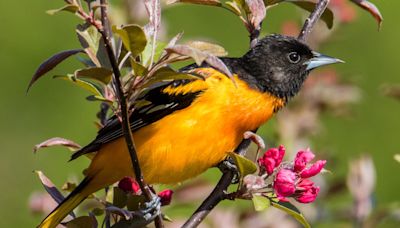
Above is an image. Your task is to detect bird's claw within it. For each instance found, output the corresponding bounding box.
[139,194,161,221]
[218,158,240,184]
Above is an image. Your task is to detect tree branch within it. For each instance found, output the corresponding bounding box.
[183,1,331,227]
[298,0,330,42]
[182,138,252,228]
[97,1,163,227]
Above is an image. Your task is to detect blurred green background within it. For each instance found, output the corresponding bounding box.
[0,0,399,227]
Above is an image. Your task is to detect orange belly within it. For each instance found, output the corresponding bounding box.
[88,70,285,185]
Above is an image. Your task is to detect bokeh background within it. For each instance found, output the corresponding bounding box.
[0,0,399,227]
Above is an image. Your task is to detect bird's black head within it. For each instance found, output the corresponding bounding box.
[239,34,342,100]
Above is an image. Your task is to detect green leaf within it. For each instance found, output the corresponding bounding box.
[113,25,147,58]
[46,4,79,15]
[126,194,146,211]
[225,1,243,16]
[86,95,113,104]
[144,66,200,87]
[167,0,222,6]
[112,187,128,208]
[76,24,105,67]
[66,216,95,228]
[185,41,228,57]
[227,152,257,177]
[28,49,84,92]
[252,194,271,211]
[53,74,103,97]
[290,1,334,29]
[142,41,167,66]
[271,200,311,228]
[130,59,148,76]
[75,67,112,84]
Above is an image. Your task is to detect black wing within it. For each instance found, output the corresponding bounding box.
[70,78,203,160]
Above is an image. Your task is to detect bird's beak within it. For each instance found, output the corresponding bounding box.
[304,51,344,71]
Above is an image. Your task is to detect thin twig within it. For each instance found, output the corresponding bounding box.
[97,0,163,227]
[298,0,330,42]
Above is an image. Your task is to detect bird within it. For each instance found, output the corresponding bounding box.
[38,34,342,227]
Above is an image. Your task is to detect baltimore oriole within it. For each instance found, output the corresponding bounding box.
[38,34,342,227]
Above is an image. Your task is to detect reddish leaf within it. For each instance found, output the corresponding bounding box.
[204,55,233,78]
[246,0,266,30]
[167,0,222,6]
[28,49,84,92]
[33,137,81,153]
[35,171,76,218]
[351,0,383,29]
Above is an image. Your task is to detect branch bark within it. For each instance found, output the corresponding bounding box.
[298,0,330,42]
[183,1,331,227]
[97,0,163,227]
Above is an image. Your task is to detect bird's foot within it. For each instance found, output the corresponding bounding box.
[218,157,240,184]
[138,193,161,221]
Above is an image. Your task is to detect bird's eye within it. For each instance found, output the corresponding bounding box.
[288,52,301,63]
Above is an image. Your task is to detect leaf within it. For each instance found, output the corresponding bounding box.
[227,152,257,177]
[28,49,84,92]
[76,24,100,66]
[166,45,208,66]
[126,194,146,211]
[54,74,103,97]
[105,206,133,220]
[167,0,222,6]
[271,200,311,228]
[75,67,112,84]
[112,187,128,208]
[35,171,76,218]
[245,0,266,30]
[290,1,334,29]
[33,137,81,153]
[252,194,271,211]
[351,0,383,29]
[86,95,113,103]
[142,41,167,66]
[142,66,200,88]
[166,32,184,49]
[225,1,242,16]
[112,25,147,58]
[144,0,162,37]
[130,59,148,76]
[35,171,65,204]
[204,54,233,78]
[186,41,228,57]
[66,216,95,228]
[46,4,79,15]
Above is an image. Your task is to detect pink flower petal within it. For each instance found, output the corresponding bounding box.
[274,169,297,197]
[300,160,327,178]
[118,176,140,193]
[295,186,320,203]
[158,189,174,206]
[296,179,314,191]
[294,149,315,172]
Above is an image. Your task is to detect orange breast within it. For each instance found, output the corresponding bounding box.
[92,69,285,185]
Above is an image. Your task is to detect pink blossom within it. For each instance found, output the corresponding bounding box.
[158,189,174,206]
[295,186,320,203]
[258,145,285,175]
[294,149,315,172]
[118,177,140,193]
[300,160,327,178]
[273,168,296,197]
